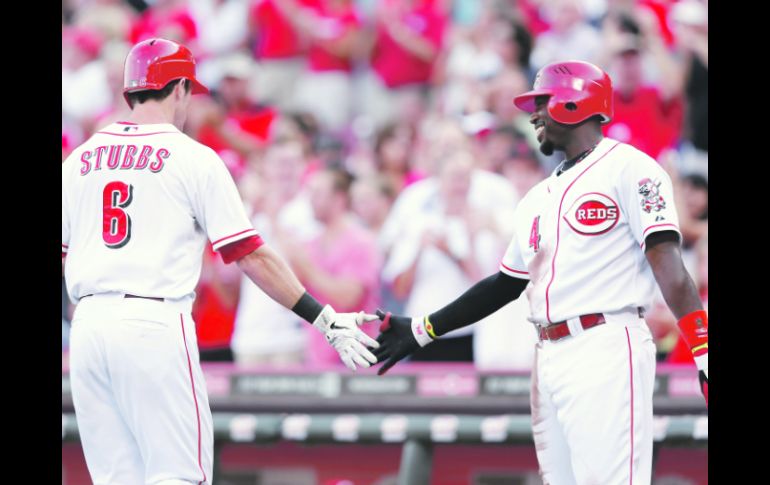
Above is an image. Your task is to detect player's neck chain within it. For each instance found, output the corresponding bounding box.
[557,142,600,176]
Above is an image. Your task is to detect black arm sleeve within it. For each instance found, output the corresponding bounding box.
[427,271,528,337]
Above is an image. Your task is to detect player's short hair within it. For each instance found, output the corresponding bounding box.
[125,79,191,109]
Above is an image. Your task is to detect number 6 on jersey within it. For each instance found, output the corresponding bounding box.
[103,181,134,248]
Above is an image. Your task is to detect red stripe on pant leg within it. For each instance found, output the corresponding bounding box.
[625,327,634,485]
[180,314,206,484]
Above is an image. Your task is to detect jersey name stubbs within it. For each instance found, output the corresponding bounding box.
[80,144,170,176]
[563,192,619,235]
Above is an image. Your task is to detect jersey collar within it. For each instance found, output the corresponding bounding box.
[550,138,617,180]
[98,122,181,136]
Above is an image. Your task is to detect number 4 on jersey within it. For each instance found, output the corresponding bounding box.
[103,181,134,248]
[529,216,541,253]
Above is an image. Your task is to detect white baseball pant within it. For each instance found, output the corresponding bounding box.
[531,308,656,485]
[69,293,213,485]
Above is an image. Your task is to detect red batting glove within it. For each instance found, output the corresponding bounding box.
[677,310,708,405]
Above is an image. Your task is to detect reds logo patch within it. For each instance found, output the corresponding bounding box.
[563,193,619,235]
[638,178,666,213]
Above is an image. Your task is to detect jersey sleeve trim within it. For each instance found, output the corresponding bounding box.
[642,223,680,237]
[62,243,69,253]
[499,262,529,279]
[212,229,260,251]
[639,223,681,248]
[219,235,265,264]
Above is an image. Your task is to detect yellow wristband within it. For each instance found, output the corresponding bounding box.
[692,342,708,354]
[424,316,438,340]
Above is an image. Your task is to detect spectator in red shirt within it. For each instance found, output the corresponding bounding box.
[600,9,685,161]
[513,0,551,37]
[276,0,364,131]
[191,52,276,179]
[248,0,317,110]
[193,245,244,361]
[603,51,683,160]
[129,0,198,46]
[359,0,448,129]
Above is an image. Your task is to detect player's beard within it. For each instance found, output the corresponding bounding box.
[539,139,555,156]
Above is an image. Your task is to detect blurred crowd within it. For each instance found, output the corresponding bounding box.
[62,0,708,370]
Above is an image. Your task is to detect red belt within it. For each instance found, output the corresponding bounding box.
[537,308,644,342]
[81,294,164,302]
[538,313,605,342]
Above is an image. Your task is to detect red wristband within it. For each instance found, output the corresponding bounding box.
[677,310,708,356]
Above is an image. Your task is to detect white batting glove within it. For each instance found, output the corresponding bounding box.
[312,305,381,371]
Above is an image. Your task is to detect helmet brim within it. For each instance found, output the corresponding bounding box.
[123,77,209,97]
[189,78,209,96]
[513,89,553,113]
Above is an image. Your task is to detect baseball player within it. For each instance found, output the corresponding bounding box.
[61,38,379,485]
[373,60,708,484]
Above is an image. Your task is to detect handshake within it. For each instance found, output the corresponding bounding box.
[314,306,430,374]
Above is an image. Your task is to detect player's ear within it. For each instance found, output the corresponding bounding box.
[175,79,189,101]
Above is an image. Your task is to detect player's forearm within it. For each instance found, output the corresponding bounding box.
[237,244,307,310]
[656,268,702,319]
[645,237,703,318]
[427,272,528,336]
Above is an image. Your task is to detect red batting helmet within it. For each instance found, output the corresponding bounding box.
[513,60,613,124]
[123,38,209,106]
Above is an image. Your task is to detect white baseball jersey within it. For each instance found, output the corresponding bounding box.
[63,121,261,485]
[499,137,681,325]
[494,137,676,484]
[61,122,259,302]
